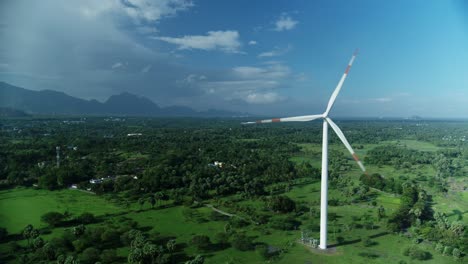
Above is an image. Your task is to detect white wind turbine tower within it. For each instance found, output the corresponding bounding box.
[242,50,366,250]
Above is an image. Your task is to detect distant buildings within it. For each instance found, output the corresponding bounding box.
[127,133,143,137]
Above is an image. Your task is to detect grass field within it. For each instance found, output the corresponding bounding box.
[0,138,465,263]
[0,188,123,234]
[1,186,460,263]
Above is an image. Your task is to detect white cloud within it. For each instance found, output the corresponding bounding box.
[233,63,290,79]
[202,80,279,92]
[197,62,291,104]
[79,0,193,23]
[136,26,158,34]
[258,45,291,58]
[374,97,392,102]
[141,64,152,73]
[248,40,257,45]
[245,92,284,104]
[111,62,124,69]
[274,14,298,31]
[124,0,193,22]
[155,31,242,53]
[177,74,207,86]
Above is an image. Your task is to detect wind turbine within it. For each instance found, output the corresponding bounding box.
[242,50,366,250]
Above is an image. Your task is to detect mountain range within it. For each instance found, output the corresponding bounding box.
[0,82,246,117]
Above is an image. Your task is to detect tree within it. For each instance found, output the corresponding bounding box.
[443,246,452,256]
[101,249,119,263]
[138,198,145,211]
[128,248,143,263]
[214,232,230,247]
[403,246,431,260]
[22,224,34,246]
[435,243,444,253]
[41,212,65,227]
[0,227,8,241]
[38,169,59,190]
[80,247,100,264]
[166,239,176,253]
[185,255,204,264]
[452,248,461,261]
[269,196,296,213]
[231,233,253,251]
[76,212,95,224]
[73,224,86,237]
[149,195,156,209]
[377,205,386,221]
[191,235,211,251]
[32,237,44,249]
[41,243,56,260]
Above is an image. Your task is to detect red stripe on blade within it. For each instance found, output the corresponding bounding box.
[352,153,360,161]
[345,65,351,74]
[272,118,281,122]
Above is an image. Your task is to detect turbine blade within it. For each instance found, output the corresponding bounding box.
[326,117,366,172]
[324,49,358,116]
[242,114,323,124]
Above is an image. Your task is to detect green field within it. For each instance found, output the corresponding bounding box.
[0,133,465,263]
[0,184,460,264]
[0,188,123,234]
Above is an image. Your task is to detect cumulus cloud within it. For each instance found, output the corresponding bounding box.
[245,92,284,104]
[177,74,207,85]
[274,14,298,31]
[233,64,290,79]
[248,40,257,45]
[0,0,198,101]
[258,45,291,58]
[111,62,124,69]
[155,31,242,53]
[197,62,291,105]
[79,0,193,24]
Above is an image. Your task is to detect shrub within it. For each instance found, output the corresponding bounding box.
[41,212,65,227]
[269,196,296,213]
[77,212,95,224]
[229,217,249,228]
[80,247,100,264]
[452,248,461,261]
[0,227,7,241]
[191,235,211,251]
[403,246,431,260]
[231,233,253,251]
[362,237,377,247]
[434,243,444,253]
[443,246,452,256]
[255,244,269,260]
[214,232,230,247]
[269,216,300,230]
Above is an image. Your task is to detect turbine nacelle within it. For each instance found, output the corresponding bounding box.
[241,50,366,173]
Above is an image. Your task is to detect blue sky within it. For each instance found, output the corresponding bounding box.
[1,0,468,117]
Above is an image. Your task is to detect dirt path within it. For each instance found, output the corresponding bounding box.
[205,204,258,224]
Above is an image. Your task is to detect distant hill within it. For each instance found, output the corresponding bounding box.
[0,107,29,117]
[0,82,246,117]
